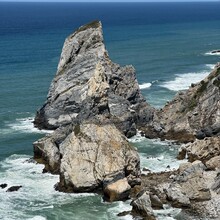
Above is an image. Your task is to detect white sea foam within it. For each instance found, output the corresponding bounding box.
[27,217,47,220]
[5,117,53,134]
[205,51,220,56]
[140,154,186,173]
[128,131,146,143]
[129,136,186,173]
[139,82,152,89]
[155,205,181,220]
[0,155,96,220]
[160,71,210,91]
[108,200,133,220]
[206,64,215,69]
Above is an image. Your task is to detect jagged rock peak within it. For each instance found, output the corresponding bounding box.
[57,20,107,73]
[34,20,154,137]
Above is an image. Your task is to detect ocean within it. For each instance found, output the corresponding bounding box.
[0,2,220,219]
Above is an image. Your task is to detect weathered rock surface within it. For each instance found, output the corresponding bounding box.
[166,184,191,208]
[143,63,220,142]
[149,193,163,209]
[131,191,156,220]
[35,121,140,195]
[104,178,131,202]
[165,161,211,210]
[178,137,220,164]
[34,20,154,138]
[0,184,7,189]
[212,171,220,194]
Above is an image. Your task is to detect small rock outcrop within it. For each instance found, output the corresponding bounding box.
[143,64,220,142]
[6,186,22,192]
[211,49,220,54]
[131,191,156,220]
[178,137,220,167]
[0,184,7,189]
[165,161,211,207]
[34,20,154,138]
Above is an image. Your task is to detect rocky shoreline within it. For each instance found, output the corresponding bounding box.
[33,21,219,219]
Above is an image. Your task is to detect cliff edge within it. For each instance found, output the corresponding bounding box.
[143,63,220,142]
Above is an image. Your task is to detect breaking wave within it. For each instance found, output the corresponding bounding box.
[139,82,152,89]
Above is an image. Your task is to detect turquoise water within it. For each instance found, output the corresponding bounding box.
[1,2,220,219]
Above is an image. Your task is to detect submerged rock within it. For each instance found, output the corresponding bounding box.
[211,49,220,54]
[0,184,7,189]
[6,186,22,192]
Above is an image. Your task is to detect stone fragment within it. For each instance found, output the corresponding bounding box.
[6,186,22,192]
[131,191,156,220]
[104,178,131,202]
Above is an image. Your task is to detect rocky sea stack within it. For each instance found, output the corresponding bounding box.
[33,20,220,219]
[33,21,154,198]
[34,20,154,137]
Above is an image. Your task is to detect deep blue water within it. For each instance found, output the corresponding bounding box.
[0,2,220,220]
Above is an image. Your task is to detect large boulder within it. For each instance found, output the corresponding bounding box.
[34,20,154,137]
[34,120,141,196]
[212,172,220,194]
[131,191,156,220]
[165,184,191,208]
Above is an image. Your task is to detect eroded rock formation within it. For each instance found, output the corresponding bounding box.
[34,20,154,138]
[143,63,220,142]
[33,21,152,198]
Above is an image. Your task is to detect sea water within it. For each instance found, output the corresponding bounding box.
[1,2,220,219]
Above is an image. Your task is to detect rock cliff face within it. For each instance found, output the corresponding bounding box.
[34,20,154,137]
[144,64,220,142]
[33,21,152,197]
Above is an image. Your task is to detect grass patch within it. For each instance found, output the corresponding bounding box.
[75,21,100,35]
[196,80,208,97]
[74,124,81,135]
[213,79,220,88]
